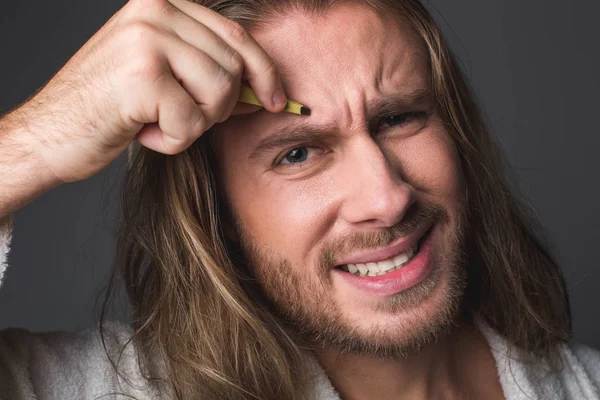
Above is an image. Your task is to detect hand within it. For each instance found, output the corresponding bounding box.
[13,0,286,183]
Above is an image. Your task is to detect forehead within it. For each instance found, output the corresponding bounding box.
[216,3,429,142]
[256,4,426,100]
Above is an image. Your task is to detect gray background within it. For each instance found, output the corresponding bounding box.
[1,0,599,349]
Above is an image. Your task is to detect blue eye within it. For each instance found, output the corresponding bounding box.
[281,147,309,164]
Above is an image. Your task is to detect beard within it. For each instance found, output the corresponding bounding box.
[234,199,468,360]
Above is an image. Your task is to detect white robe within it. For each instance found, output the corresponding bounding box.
[1,218,600,399]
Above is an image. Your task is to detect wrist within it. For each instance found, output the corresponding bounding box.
[0,109,63,216]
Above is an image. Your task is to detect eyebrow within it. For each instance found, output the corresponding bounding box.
[366,89,432,123]
[248,88,433,161]
[248,123,338,161]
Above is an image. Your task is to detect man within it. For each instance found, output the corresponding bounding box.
[0,0,598,399]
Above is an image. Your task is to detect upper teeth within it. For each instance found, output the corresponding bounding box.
[341,245,417,277]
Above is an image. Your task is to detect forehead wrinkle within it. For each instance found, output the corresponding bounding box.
[372,13,427,93]
[241,4,431,159]
[258,4,391,92]
[246,86,431,163]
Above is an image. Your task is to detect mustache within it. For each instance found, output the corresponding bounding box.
[320,201,448,270]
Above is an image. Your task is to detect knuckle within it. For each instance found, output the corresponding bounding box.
[117,23,167,83]
[227,48,244,76]
[128,0,169,15]
[122,21,160,45]
[207,71,239,123]
[127,54,164,82]
[224,19,249,44]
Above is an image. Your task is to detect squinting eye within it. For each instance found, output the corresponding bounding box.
[379,111,428,130]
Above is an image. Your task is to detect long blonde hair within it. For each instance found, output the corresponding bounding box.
[102,1,571,398]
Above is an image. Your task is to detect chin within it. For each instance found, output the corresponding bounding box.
[347,263,463,344]
[326,231,467,356]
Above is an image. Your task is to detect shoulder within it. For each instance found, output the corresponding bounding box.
[565,342,600,388]
[524,341,600,399]
[0,321,164,399]
[571,342,600,368]
[477,318,600,399]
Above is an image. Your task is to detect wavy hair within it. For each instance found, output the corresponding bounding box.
[102,0,571,398]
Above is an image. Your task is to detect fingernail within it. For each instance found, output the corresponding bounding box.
[272,89,286,108]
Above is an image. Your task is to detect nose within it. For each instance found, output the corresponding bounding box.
[338,137,414,229]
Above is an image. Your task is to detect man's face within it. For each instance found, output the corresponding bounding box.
[213,4,467,357]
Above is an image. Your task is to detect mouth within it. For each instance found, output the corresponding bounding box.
[335,228,431,278]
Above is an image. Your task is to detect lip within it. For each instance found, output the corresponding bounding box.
[333,227,435,296]
[334,223,432,267]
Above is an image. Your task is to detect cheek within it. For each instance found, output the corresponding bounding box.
[223,168,336,263]
[389,126,463,202]
[215,125,337,267]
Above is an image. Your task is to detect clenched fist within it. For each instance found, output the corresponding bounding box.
[5,0,286,185]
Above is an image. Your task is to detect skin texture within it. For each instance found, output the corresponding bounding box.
[0,0,285,218]
[0,0,507,398]
[213,4,504,400]
[0,0,506,397]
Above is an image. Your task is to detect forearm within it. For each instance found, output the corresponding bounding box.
[0,108,61,219]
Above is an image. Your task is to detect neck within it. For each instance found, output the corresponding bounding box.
[314,317,502,400]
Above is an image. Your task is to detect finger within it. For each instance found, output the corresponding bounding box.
[168,0,287,112]
[135,123,167,152]
[150,2,244,77]
[160,32,239,124]
[136,73,206,155]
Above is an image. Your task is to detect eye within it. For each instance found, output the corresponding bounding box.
[283,147,308,164]
[277,146,322,166]
[378,111,428,130]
